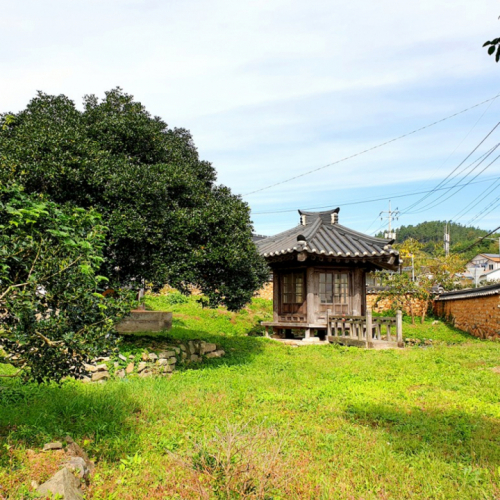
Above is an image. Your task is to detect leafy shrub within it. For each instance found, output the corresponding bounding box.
[163,292,189,306]
[0,184,135,382]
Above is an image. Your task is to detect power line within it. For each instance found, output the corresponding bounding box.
[472,200,500,225]
[251,175,499,215]
[243,93,500,197]
[404,147,500,215]
[363,213,382,233]
[458,225,500,254]
[400,123,500,214]
[466,194,500,226]
[451,177,500,222]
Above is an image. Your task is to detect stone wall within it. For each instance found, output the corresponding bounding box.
[253,283,429,316]
[82,340,225,383]
[254,281,273,300]
[434,294,500,340]
[366,293,428,317]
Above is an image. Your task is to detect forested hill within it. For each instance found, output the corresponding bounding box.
[376,221,495,255]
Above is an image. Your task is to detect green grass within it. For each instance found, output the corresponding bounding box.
[1,296,499,499]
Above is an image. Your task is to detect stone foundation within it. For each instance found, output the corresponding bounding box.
[81,340,226,383]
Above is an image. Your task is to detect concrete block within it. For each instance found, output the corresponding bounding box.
[116,311,172,333]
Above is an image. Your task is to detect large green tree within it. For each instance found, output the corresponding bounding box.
[0,184,134,382]
[0,89,268,310]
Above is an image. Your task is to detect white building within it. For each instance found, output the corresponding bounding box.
[464,254,500,285]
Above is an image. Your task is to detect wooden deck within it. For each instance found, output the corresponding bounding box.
[262,310,403,349]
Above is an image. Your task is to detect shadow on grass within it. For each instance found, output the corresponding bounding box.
[344,402,500,467]
[119,319,268,370]
[0,321,270,465]
[0,379,142,463]
[401,315,479,344]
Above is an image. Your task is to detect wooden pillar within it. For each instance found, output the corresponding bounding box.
[304,328,311,339]
[306,267,315,325]
[264,326,269,338]
[365,309,372,347]
[361,270,367,316]
[273,271,279,323]
[352,269,363,316]
[327,309,332,338]
[396,310,403,345]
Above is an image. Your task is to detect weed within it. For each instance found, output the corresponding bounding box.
[172,421,290,499]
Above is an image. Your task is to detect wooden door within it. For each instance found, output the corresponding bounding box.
[278,271,307,322]
[314,270,352,323]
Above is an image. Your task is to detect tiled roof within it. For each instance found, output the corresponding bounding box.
[251,234,268,242]
[256,208,399,269]
[478,254,500,262]
[435,283,500,301]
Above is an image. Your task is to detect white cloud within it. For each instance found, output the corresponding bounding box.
[1,0,499,234]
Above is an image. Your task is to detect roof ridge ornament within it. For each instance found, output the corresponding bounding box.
[298,207,340,226]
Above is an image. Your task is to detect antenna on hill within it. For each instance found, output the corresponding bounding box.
[444,222,450,256]
[380,200,400,240]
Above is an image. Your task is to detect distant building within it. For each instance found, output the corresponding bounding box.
[478,268,500,283]
[463,254,500,285]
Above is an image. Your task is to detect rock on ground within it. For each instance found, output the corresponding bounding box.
[201,343,217,354]
[66,437,95,473]
[43,442,63,451]
[64,457,90,480]
[37,467,83,499]
[91,371,110,382]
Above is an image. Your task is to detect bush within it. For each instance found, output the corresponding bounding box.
[164,292,190,305]
[0,184,134,382]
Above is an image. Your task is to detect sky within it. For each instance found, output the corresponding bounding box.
[2,0,500,238]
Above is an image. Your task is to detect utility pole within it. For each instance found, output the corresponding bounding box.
[474,267,479,288]
[380,200,400,240]
[444,222,450,257]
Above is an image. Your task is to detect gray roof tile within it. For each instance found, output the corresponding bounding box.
[256,209,399,267]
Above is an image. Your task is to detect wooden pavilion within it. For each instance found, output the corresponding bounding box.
[256,208,403,348]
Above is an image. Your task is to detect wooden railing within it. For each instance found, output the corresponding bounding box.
[326,310,403,348]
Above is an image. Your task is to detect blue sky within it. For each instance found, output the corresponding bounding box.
[2,0,500,237]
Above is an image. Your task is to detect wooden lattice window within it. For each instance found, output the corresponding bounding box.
[282,272,304,304]
[319,272,348,304]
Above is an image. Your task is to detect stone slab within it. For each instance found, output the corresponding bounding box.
[116,311,172,333]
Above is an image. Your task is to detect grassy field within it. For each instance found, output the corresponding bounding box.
[1,296,499,499]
